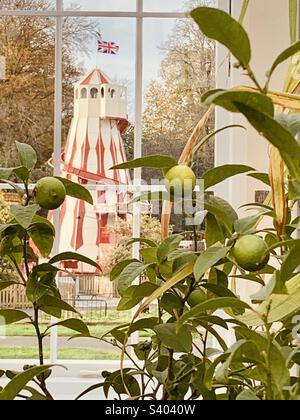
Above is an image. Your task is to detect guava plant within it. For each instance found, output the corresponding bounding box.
[2,3,300,402]
[0,142,98,400]
[79,6,300,401]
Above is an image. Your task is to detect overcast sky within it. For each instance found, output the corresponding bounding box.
[63,1,194,119]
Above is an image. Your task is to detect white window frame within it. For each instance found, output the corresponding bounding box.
[0,0,188,363]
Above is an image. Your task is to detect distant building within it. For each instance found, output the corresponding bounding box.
[50,68,131,272]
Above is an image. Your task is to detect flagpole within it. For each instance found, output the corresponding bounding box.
[96,32,101,69]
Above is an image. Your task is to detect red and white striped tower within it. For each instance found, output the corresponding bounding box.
[53,68,131,272]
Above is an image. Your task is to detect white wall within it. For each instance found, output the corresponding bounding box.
[215,0,290,301]
[215,0,290,210]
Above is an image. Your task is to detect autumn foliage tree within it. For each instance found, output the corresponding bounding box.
[143,0,215,182]
[0,0,98,180]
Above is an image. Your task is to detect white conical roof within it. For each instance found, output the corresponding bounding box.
[76,68,112,86]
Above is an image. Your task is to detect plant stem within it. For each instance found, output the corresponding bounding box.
[202,330,209,365]
[265,325,274,401]
[23,181,31,278]
[32,305,54,401]
[193,223,198,252]
[162,349,174,400]
[246,66,264,93]
[23,234,30,278]
[10,257,27,286]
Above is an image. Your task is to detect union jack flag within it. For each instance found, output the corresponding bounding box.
[98,40,120,55]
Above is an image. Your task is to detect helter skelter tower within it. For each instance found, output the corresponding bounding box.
[53,68,131,272]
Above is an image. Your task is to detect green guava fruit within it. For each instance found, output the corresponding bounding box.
[165,165,196,196]
[233,235,270,272]
[187,289,207,307]
[35,177,66,210]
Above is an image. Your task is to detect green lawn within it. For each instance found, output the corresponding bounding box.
[4,308,156,338]
[0,347,121,360]
[0,308,156,360]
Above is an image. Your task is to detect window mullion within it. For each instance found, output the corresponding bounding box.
[50,0,63,364]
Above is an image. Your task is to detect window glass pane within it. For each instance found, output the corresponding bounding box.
[143,17,215,230]
[60,17,135,360]
[0,0,55,11]
[0,14,54,360]
[63,0,136,12]
[143,0,212,13]
[0,15,55,179]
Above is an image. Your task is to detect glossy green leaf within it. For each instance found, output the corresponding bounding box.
[128,317,159,335]
[15,141,37,171]
[140,247,158,264]
[75,384,104,401]
[126,237,158,248]
[0,273,20,291]
[32,263,59,274]
[0,169,13,179]
[191,7,251,68]
[0,309,30,324]
[238,272,300,326]
[26,273,51,303]
[13,166,30,182]
[203,164,254,190]
[196,315,228,330]
[234,213,267,234]
[135,260,195,316]
[105,370,140,398]
[236,390,260,401]
[247,172,271,186]
[0,280,19,292]
[236,327,290,394]
[28,224,54,258]
[194,246,231,281]
[202,284,237,299]
[177,297,251,331]
[157,234,183,263]
[117,261,150,296]
[205,196,238,236]
[0,365,57,400]
[49,319,90,336]
[204,90,274,116]
[31,215,55,234]
[118,282,158,311]
[215,340,249,384]
[37,295,77,314]
[205,213,225,247]
[110,259,140,282]
[49,252,101,271]
[111,155,177,170]
[10,204,40,229]
[204,354,227,390]
[154,323,193,353]
[275,112,300,136]
[234,102,300,180]
[281,242,300,282]
[268,41,300,81]
[55,177,93,205]
[161,293,183,316]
